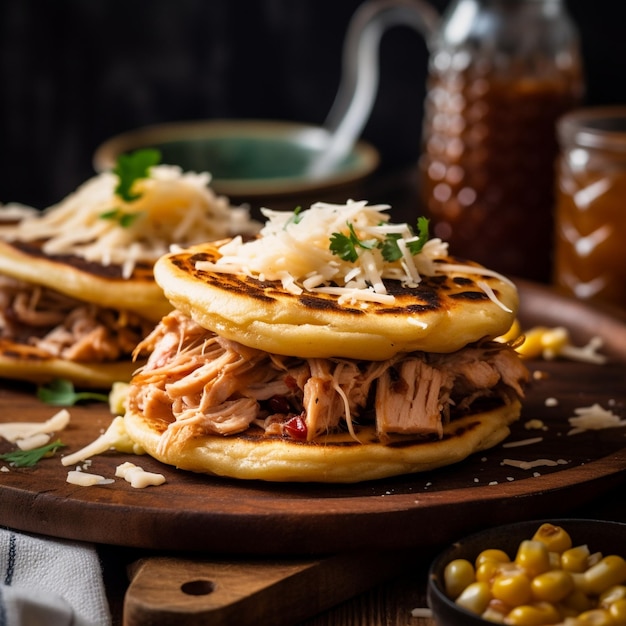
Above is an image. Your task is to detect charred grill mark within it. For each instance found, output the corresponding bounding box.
[189,252,212,263]
[298,295,365,315]
[175,247,504,315]
[383,420,482,448]
[12,241,154,282]
[449,290,490,302]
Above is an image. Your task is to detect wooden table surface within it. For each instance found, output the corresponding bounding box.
[98,485,626,625]
[1,280,625,625]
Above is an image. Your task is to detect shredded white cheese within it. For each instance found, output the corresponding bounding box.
[66,470,114,487]
[501,437,544,448]
[195,200,512,306]
[0,165,259,279]
[115,461,166,488]
[61,416,144,466]
[16,433,51,451]
[501,458,569,470]
[567,403,626,435]
[0,409,70,443]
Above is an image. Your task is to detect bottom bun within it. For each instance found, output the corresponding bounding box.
[0,339,143,389]
[123,399,522,483]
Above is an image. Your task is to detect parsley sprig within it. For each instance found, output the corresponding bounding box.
[329,216,431,262]
[329,222,377,262]
[114,148,161,202]
[36,379,109,407]
[0,439,66,468]
[99,148,161,227]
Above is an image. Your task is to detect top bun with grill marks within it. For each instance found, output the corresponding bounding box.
[154,201,518,360]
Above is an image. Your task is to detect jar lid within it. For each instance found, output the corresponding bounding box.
[558,106,626,151]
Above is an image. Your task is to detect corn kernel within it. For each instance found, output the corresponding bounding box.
[455,581,491,615]
[515,540,552,578]
[531,570,575,603]
[532,523,573,553]
[549,552,562,570]
[504,601,562,626]
[562,545,591,573]
[492,572,533,606]
[584,555,626,596]
[444,558,475,600]
[560,588,594,614]
[476,548,511,568]
[600,584,626,607]
[577,608,614,625]
[540,326,570,359]
[476,560,501,583]
[496,318,522,345]
[515,327,550,359]
[609,598,626,624]
[481,607,507,623]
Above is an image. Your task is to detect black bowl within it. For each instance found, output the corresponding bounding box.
[427,518,626,626]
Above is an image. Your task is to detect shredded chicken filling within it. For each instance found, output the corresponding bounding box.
[0,275,154,362]
[127,311,529,452]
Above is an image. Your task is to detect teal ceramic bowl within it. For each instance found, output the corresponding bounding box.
[93,119,379,203]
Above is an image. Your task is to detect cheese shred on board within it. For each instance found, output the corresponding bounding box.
[196,200,513,307]
[0,165,258,279]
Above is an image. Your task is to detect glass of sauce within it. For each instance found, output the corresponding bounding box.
[419,0,584,282]
[553,107,626,311]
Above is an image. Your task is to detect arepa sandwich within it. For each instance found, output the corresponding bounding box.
[123,200,529,483]
[0,150,258,388]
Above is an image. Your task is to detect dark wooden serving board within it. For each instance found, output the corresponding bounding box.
[0,281,625,557]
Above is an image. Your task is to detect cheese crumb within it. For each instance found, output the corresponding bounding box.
[61,416,144,466]
[568,403,626,435]
[502,437,543,448]
[16,433,51,450]
[501,458,569,470]
[0,409,70,443]
[115,462,166,488]
[66,470,114,487]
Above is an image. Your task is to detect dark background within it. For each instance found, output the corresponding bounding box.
[0,0,623,210]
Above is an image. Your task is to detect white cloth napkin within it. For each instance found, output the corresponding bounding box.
[0,528,111,626]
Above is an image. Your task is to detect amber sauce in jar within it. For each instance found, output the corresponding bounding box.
[418,0,584,283]
[554,108,626,310]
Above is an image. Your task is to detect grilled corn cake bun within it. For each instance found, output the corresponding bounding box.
[0,152,258,388]
[154,203,518,360]
[124,201,528,482]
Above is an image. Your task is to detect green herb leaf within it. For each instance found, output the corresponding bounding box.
[113,148,161,202]
[407,216,430,255]
[379,233,403,262]
[329,222,376,262]
[99,207,143,228]
[329,231,358,262]
[37,379,109,407]
[0,439,66,467]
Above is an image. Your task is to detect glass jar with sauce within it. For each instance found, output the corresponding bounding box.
[419,0,584,282]
[553,107,626,311]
